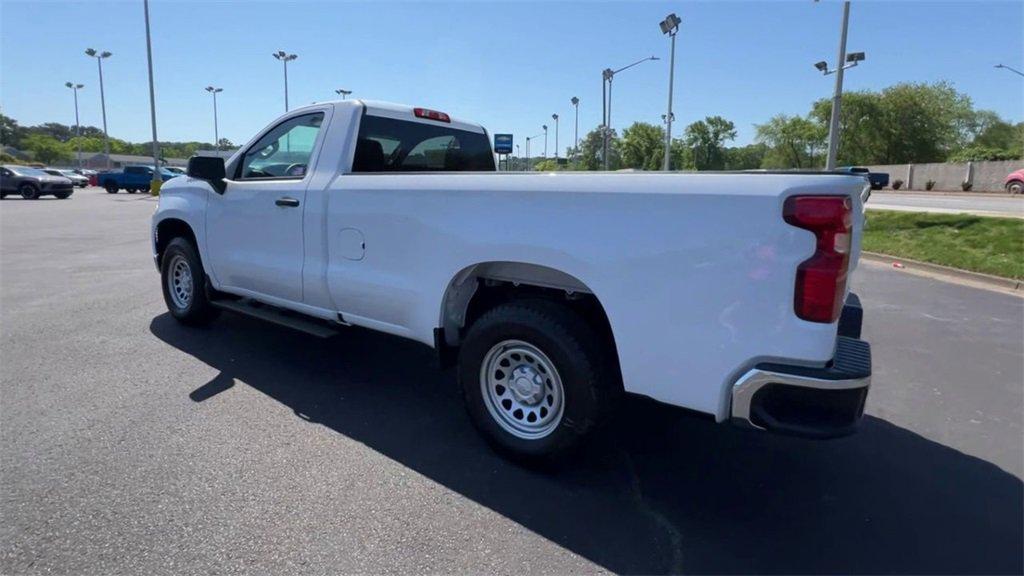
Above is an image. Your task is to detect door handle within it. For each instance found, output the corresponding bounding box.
[275,197,300,207]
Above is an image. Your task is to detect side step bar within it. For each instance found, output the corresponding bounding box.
[210,299,340,338]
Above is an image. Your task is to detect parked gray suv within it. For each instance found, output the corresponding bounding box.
[0,165,75,199]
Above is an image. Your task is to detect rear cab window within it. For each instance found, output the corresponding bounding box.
[352,113,495,173]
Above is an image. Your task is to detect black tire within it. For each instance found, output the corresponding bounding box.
[126,188,138,194]
[871,183,883,190]
[1007,180,1023,195]
[104,181,119,194]
[19,183,39,200]
[160,237,219,326]
[458,300,620,460]
[54,191,72,200]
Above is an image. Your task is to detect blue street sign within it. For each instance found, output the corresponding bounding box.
[494,134,513,154]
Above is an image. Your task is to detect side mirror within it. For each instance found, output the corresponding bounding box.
[187,156,227,194]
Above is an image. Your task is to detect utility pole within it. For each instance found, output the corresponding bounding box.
[660,13,681,171]
[543,124,548,157]
[552,114,559,161]
[273,51,298,111]
[602,56,658,170]
[205,86,223,150]
[570,97,579,162]
[84,48,112,169]
[825,1,851,170]
[143,0,161,195]
[65,82,84,169]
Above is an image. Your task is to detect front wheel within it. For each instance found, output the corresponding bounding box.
[160,237,219,325]
[1007,180,1023,195]
[104,182,119,194]
[458,300,620,460]
[19,184,39,200]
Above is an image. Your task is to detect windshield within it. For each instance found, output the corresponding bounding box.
[7,166,49,177]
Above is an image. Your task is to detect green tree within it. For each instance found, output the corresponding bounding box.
[724,143,768,170]
[874,82,973,164]
[620,122,664,170]
[1,113,25,148]
[22,134,71,165]
[683,116,737,170]
[577,126,620,170]
[755,114,826,168]
[810,91,884,165]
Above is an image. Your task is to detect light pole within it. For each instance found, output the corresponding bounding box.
[65,82,84,169]
[525,132,544,170]
[84,48,112,169]
[602,55,659,170]
[143,0,161,194]
[552,114,559,161]
[995,64,1024,77]
[815,0,863,170]
[205,86,223,150]
[660,13,681,171]
[542,124,548,157]
[516,144,521,170]
[570,96,579,161]
[335,88,352,99]
[273,50,298,111]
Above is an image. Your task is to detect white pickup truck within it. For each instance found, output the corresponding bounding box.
[152,100,872,459]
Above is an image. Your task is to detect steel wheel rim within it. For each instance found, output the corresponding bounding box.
[167,254,193,310]
[480,339,565,440]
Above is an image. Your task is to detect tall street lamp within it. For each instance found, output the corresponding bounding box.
[516,144,521,170]
[995,64,1024,77]
[660,13,681,171]
[65,82,84,169]
[542,124,548,157]
[334,88,352,99]
[602,55,659,170]
[815,0,864,170]
[84,48,112,169]
[570,96,579,161]
[205,86,223,150]
[552,114,559,161]
[273,50,298,111]
[525,131,544,171]
[143,0,162,194]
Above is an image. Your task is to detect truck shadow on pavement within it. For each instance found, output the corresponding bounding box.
[150,312,1023,575]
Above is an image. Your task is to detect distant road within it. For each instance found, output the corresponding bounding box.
[868,192,1024,218]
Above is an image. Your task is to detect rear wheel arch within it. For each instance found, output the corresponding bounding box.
[438,262,621,376]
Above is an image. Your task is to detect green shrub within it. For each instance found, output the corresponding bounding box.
[925,180,936,190]
[892,179,903,190]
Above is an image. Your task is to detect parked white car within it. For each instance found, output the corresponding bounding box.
[152,100,872,459]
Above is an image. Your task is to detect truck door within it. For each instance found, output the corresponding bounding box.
[206,111,328,303]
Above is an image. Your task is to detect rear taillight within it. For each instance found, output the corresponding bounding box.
[783,195,852,323]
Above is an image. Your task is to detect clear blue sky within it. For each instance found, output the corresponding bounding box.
[2,0,1022,154]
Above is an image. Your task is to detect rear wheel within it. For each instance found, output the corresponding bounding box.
[160,237,219,325]
[104,181,119,194]
[19,183,39,200]
[458,300,620,460]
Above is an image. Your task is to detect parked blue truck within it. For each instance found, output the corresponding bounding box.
[841,166,890,190]
[97,165,180,194]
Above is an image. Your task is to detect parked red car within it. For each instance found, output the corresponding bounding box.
[1005,169,1024,194]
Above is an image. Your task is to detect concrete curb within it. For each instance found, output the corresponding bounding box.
[862,251,1022,295]
[879,190,1018,198]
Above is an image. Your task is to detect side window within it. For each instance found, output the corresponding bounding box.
[352,115,495,173]
[238,113,324,180]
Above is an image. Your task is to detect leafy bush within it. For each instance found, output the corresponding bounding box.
[892,179,903,190]
[961,181,973,191]
[925,180,936,190]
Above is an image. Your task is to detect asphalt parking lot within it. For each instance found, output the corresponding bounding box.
[2,187,1022,575]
